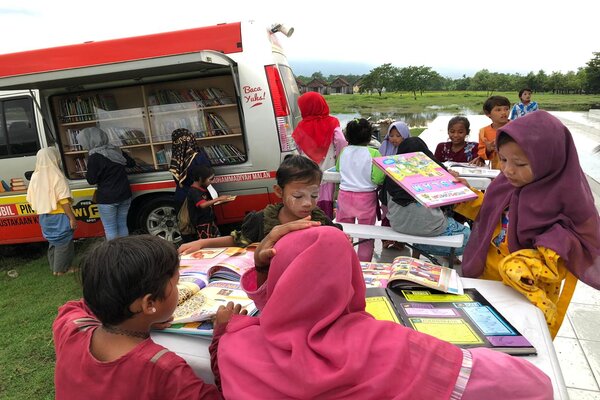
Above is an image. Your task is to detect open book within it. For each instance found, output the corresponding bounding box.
[179,245,256,282]
[361,256,463,295]
[365,287,536,355]
[160,246,258,336]
[443,162,501,179]
[373,152,477,207]
[172,279,256,324]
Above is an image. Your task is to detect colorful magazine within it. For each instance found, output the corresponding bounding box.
[366,287,536,355]
[361,256,463,295]
[179,245,256,282]
[373,152,478,207]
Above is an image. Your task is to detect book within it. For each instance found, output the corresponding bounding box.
[361,256,463,295]
[179,246,256,283]
[443,162,500,179]
[171,279,256,324]
[366,286,537,355]
[372,152,478,207]
[162,246,259,336]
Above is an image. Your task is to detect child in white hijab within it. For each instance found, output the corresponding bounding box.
[26,147,78,275]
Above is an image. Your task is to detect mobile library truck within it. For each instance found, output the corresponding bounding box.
[0,21,300,245]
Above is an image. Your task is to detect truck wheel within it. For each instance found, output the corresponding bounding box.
[136,196,182,243]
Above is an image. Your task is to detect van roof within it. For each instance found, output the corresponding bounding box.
[0,22,242,80]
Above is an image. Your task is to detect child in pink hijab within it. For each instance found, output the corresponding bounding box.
[210,226,552,399]
[456,110,600,337]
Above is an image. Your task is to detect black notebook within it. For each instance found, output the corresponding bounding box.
[366,286,537,356]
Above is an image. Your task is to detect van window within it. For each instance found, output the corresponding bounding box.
[0,97,39,157]
[278,65,301,128]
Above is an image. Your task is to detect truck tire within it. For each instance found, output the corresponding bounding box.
[135,195,182,243]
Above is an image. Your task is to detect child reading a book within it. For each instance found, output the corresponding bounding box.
[26,147,78,276]
[210,226,552,399]
[187,165,232,240]
[382,137,471,261]
[456,111,600,338]
[53,235,221,399]
[336,118,385,261]
[434,116,478,163]
[178,155,341,255]
[472,96,511,168]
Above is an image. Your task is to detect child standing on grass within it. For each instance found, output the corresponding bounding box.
[336,118,385,261]
[510,88,538,120]
[472,96,511,169]
[292,92,347,219]
[53,235,221,399]
[26,148,78,276]
[186,165,232,240]
[178,155,341,255]
[434,116,478,163]
[456,111,600,338]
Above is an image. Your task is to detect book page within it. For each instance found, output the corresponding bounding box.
[179,246,253,279]
[388,256,463,294]
[172,280,255,324]
[365,296,400,323]
[409,318,485,345]
[361,262,394,288]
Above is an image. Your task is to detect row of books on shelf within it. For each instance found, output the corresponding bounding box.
[206,113,232,135]
[147,87,234,108]
[58,94,119,123]
[154,117,207,138]
[64,127,147,151]
[204,144,245,165]
[156,146,172,165]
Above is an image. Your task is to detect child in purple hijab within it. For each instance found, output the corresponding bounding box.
[378,121,411,247]
[378,121,410,156]
[455,110,600,337]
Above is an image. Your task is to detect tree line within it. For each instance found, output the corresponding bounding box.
[296,52,600,98]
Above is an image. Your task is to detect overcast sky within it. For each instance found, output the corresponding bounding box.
[0,0,597,77]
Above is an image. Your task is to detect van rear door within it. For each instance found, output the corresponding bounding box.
[0,91,44,190]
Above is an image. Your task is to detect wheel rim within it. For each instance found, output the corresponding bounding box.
[145,206,182,243]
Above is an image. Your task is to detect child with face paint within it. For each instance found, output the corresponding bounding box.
[178,155,341,256]
[336,118,386,261]
[456,111,600,338]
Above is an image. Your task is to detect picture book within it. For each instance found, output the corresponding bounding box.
[366,287,536,355]
[172,279,256,324]
[179,245,256,282]
[372,152,478,207]
[361,256,463,295]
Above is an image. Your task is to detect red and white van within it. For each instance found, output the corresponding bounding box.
[0,21,300,244]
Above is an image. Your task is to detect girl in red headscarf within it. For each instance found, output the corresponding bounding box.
[292,92,347,219]
[456,111,600,337]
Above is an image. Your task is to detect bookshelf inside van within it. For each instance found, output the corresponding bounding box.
[51,76,246,179]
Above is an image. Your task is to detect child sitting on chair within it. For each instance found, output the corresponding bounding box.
[53,235,221,399]
[456,111,600,338]
[178,155,341,255]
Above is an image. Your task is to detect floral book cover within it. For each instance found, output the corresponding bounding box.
[373,152,477,207]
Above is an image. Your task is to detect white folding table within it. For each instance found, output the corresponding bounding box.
[152,278,567,399]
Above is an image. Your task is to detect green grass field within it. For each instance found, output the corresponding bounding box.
[0,240,95,399]
[324,90,600,115]
[1,90,599,398]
